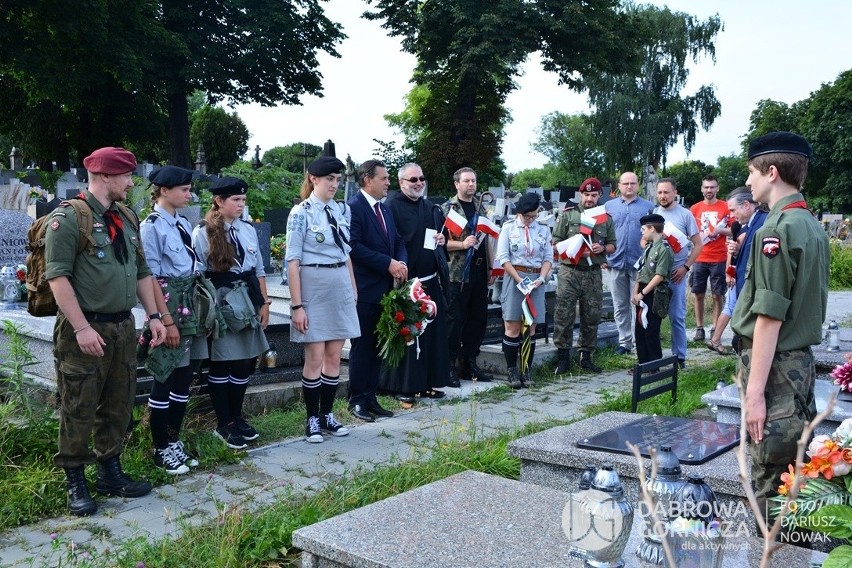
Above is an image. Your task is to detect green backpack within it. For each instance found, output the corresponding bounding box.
[25,198,137,317]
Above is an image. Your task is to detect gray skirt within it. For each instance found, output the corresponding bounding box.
[208,285,269,361]
[290,265,360,343]
[500,276,546,323]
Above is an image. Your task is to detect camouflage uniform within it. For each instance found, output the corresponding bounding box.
[45,191,151,469]
[731,192,830,512]
[552,204,616,354]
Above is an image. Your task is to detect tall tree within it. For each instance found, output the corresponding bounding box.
[189,106,250,174]
[365,0,636,194]
[262,143,323,173]
[714,153,748,194]
[740,98,805,154]
[585,5,722,174]
[665,160,714,205]
[533,112,607,182]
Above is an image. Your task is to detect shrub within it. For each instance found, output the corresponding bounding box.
[830,242,852,289]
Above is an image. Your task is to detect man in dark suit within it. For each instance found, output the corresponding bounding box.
[347,159,408,421]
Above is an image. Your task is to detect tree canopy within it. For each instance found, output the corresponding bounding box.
[189,106,249,174]
[0,1,344,168]
[585,4,722,174]
[533,112,607,184]
[262,143,323,173]
[365,0,636,193]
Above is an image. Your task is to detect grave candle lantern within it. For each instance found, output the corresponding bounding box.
[637,446,686,565]
[1,265,21,302]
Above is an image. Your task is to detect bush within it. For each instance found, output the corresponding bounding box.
[830,242,852,289]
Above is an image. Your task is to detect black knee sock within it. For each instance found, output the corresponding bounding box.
[302,376,321,418]
[228,375,249,421]
[319,374,339,416]
[503,334,520,368]
[167,366,193,440]
[148,398,169,449]
[206,374,231,427]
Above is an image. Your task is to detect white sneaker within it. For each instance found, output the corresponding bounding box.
[169,440,199,468]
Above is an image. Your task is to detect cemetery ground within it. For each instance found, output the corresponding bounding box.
[1,293,850,567]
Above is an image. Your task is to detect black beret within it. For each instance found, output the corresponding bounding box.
[148,165,193,188]
[640,213,666,225]
[748,131,812,160]
[209,176,248,196]
[307,156,345,177]
[515,192,541,214]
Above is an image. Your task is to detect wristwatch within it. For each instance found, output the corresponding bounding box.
[148,312,162,320]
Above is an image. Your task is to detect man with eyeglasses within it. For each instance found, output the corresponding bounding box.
[552,177,616,374]
[379,163,451,400]
[441,167,495,384]
[604,172,655,356]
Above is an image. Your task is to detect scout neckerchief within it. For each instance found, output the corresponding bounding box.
[149,211,200,265]
[228,224,245,266]
[325,204,348,253]
[103,209,128,265]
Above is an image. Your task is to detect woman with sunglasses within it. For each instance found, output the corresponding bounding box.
[495,192,552,389]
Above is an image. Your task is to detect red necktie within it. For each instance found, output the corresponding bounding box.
[374,203,387,236]
[103,209,128,265]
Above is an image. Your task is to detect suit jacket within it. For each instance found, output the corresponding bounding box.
[347,192,408,304]
[735,208,768,296]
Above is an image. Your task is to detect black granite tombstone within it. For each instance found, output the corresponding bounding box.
[576,415,740,465]
[264,208,291,236]
[251,221,273,274]
[35,197,62,219]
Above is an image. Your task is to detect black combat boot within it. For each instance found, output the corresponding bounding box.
[95,456,152,498]
[578,351,602,373]
[554,348,572,375]
[65,466,97,516]
[448,364,462,388]
[465,356,493,382]
[507,367,523,389]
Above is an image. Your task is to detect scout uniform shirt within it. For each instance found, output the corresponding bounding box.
[44,191,151,313]
[495,217,551,269]
[284,194,351,265]
[731,193,830,351]
[140,204,197,278]
[193,218,265,278]
[637,238,673,287]
[552,204,616,266]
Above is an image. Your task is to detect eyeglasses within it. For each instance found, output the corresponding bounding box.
[401,176,427,183]
[522,212,539,220]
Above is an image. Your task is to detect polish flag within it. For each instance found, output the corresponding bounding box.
[555,234,588,264]
[584,205,608,224]
[443,208,468,237]
[663,222,689,253]
[579,213,596,236]
[491,257,505,277]
[476,216,500,239]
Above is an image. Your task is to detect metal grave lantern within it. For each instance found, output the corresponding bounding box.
[637,446,686,564]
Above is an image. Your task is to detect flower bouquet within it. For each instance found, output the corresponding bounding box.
[15,264,27,300]
[832,354,852,400]
[770,417,852,564]
[376,278,437,367]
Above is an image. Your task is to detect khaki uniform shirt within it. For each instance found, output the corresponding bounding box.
[637,238,673,286]
[44,191,151,313]
[552,204,616,266]
[731,193,829,351]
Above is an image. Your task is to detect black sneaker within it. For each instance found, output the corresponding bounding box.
[169,440,199,468]
[614,346,631,356]
[214,425,248,450]
[154,447,190,475]
[305,416,323,443]
[320,412,350,436]
[233,417,259,441]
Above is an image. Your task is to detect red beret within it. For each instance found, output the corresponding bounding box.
[579,177,602,193]
[83,147,137,174]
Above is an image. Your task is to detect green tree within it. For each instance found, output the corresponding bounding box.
[715,153,748,194]
[189,106,249,174]
[740,98,806,154]
[586,5,722,173]
[262,143,323,173]
[0,1,343,168]
[509,164,572,191]
[533,112,607,182]
[665,160,713,206]
[800,69,852,211]
[365,0,635,194]
[372,139,415,182]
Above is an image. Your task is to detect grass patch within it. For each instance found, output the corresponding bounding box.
[45,417,572,567]
[583,356,736,418]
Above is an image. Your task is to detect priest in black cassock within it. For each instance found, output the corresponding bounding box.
[379,163,451,402]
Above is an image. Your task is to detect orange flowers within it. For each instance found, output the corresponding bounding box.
[777,430,852,495]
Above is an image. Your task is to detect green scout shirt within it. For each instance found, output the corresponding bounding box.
[440,195,492,283]
[731,193,829,351]
[637,238,673,286]
[552,204,616,266]
[44,191,151,313]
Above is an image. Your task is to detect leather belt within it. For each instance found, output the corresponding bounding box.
[82,310,133,323]
[563,263,600,271]
[303,261,346,268]
[513,265,541,274]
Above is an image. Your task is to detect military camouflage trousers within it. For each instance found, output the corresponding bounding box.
[737,346,816,513]
[53,314,137,469]
[554,264,603,352]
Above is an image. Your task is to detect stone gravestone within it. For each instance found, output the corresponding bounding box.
[0,210,34,268]
[263,207,290,237]
[35,197,62,219]
[178,205,202,230]
[252,221,273,274]
[56,172,84,199]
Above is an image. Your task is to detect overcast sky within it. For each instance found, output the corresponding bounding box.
[235,0,851,174]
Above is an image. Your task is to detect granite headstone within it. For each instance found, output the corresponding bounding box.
[0,209,33,267]
[263,207,290,236]
[252,221,272,274]
[178,205,202,230]
[35,197,62,219]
